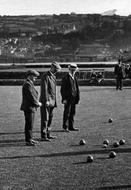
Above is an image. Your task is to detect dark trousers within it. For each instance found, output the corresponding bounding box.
[116,77,123,90]
[40,106,54,138]
[24,111,35,142]
[63,101,76,129]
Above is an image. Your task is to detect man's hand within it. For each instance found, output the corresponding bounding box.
[62,100,67,104]
[38,102,42,107]
[46,101,50,107]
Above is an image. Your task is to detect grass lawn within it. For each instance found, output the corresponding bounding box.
[0,86,131,190]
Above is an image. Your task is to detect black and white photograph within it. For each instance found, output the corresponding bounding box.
[0,0,131,189]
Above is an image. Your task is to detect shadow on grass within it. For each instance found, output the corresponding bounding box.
[0,131,40,135]
[0,132,24,135]
[0,130,62,135]
[70,144,81,147]
[52,129,67,132]
[0,137,43,147]
[0,139,26,147]
[73,157,109,165]
[0,147,130,159]
[0,142,26,147]
[0,139,24,143]
[96,184,131,189]
[73,161,89,165]
[96,157,109,160]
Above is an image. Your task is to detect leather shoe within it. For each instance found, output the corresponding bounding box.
[47,131,57,139]
[69,128,79,131]
[48,135,57,139]
[26,142,35,146]
[63,128,70,132]
[41,137,51,142]
[31,139,38,144]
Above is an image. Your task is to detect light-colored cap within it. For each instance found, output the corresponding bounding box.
[68,63,78,69]
[51,61,61,71]
[26,69,39,77]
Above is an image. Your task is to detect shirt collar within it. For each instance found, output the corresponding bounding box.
[69,72,75,79]
[49,70,56,80]
[27,77,33,84]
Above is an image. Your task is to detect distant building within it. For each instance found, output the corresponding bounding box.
[64,25,77,34]
[75,44,110,61]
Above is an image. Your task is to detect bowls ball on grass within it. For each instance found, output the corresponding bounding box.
[109,151,116,158]
[79,139,86,145]
[87,155,94,163]
[119,139,126,145]
[113,141,119,148]
[103,139,109,146]
[108,118,113,123]
[103,144,108,148]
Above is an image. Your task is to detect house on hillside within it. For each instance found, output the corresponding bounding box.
[74,44,111,61]
[121,50,131,64]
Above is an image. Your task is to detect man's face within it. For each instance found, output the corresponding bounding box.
[119,61,122,66]
[51,66,61,74]
[30,75,37,82]
[70,67,77,75]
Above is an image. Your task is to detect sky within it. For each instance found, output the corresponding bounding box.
[0,0,131,16]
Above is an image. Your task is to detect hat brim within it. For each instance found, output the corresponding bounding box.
[26,70,39,77]
[68,65,78,70]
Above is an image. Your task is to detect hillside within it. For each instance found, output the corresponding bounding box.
[0,14,131,63]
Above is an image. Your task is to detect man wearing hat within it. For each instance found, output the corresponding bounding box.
[40,61,61,141]
[20,69,42,146]
[60,63,80,132]
[114,59,125,90]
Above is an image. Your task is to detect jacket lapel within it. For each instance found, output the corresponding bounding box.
[27,78,38,96]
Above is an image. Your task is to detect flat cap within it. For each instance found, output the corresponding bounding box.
[26,69,39,77]
[68,63,78,69]
[51,61,61,71]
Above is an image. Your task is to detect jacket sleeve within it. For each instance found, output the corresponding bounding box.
[114,65,117,75]
[75,77,80,104]
[24,83,39,107]
[60,77,67,102]
[40,74,49,103]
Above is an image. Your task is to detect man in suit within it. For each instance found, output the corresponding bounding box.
[61,63,80,132]
[40,61,61,141]
[125,64,131,79]
[114,59,125,90]
[20,69,42,146]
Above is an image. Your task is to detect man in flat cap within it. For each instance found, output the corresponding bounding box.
[40,61,61,141]
[20,69,42,146]
[114,59,125,90]
[60,63,80,132]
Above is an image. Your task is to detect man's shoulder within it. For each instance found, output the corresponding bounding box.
[41,71,50,79]
[115,64,118,67]
[62,73,69,80]
[114,64,119,70]
[74,75,78,79]
[23,79,31,87]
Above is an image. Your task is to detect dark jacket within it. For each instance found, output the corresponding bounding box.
[125,67,131,79]
[40,71,57,107]
[20,78,39,112]
[114,64,125,79]
[61,73,80,104]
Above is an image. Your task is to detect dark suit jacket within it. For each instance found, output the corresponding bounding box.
[114,64,125,79]
[40,71,57,107]
[20,78,39,112]
[61,73,80,104]
[125,67,131,79]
